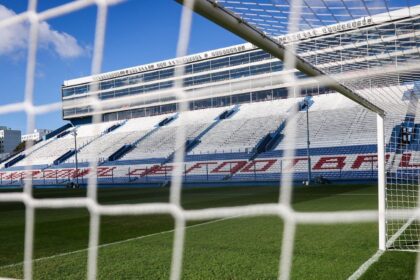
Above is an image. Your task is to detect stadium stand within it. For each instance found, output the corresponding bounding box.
[1,91,415,185]
[13,121,119,167]
[65,114,171,164]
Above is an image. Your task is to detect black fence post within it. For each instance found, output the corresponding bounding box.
[164,165,167,181]
[128,167,131,182]
[43,170,45,185]
[55,170,58,184]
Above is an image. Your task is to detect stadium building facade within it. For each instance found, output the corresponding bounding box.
[62,6,420,124]
[0,7,419,186]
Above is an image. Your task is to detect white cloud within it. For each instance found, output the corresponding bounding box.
[0,5,87,59]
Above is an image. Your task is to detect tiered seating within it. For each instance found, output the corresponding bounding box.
[275,95,377,149]
[191,99,296,154]
[308,93,358,111]
[342,110,377,145]
[121,108,225,160]
[4,92,415,186]
[16,122,118,166]
[65,114,170,163]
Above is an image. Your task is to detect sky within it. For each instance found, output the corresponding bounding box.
[0,0,244,133]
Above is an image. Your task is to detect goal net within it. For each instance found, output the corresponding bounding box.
[187,0,420,254]
[0,0,419,279]
[386,110,420,251]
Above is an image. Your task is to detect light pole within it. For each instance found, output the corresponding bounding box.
[304,97,312,185]
[70,125,79,186]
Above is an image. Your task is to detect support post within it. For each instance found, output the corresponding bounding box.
[377,114,386,250]
[73,130,79,186]
[305,99,312,184]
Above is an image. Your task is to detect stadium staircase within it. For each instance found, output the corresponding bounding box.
[107,114,177,164]
[163,106,239,165]
[249,97,312,160]
[45,123,72,140]
[52,120,129,166]
[53,150,76,165]
[5,154,25,168]
[1,125,75,169]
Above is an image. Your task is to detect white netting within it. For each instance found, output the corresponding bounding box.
[0,0,419,279]
[386,112,420,251]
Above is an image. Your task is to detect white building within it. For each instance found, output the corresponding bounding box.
[61,7,419,123]
[0,127,21,153]
[21,129,52,142]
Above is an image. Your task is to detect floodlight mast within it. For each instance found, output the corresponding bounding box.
[175,0,385,117]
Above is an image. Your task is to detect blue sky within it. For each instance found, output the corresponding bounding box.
[0,0,244,133]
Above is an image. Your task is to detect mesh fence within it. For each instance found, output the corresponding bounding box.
[0,0,419,279]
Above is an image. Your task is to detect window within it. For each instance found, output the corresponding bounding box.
[100,80,114,90]
[193,61,211,73]
[62,87,75,97]
[160,69,174,79]
[129,74,143,85]
[211,57,230,70]
[230,67,250,79]
[114,77,128,88]
[252,90,272,102]
[100,92,115,100]
[143,71,159,82]
[211,71,230,82]
[250,51,270,62]
[230,53,250,66]
[193,74,211,85]
[232,93,251,104]
[250,63,271,75]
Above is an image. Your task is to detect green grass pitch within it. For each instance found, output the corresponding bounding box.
[0,184,415,279]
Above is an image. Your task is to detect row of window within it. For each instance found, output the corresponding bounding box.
[63,41,417,104]
[62,50,273,97]
[62,17,419,100]
[63,29,418,100]
[64,86,332,120]
[66,61,286,102]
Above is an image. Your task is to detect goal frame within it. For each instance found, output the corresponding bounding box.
[176,0,389,251]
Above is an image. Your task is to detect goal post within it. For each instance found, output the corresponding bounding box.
[178,0,420,253]
[377,114,386,251]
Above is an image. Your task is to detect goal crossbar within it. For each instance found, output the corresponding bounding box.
[175,0,385,116]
